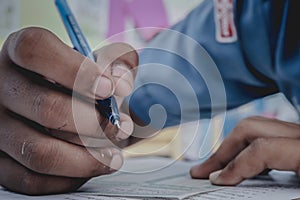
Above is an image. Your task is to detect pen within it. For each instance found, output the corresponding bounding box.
[55,0,121,128]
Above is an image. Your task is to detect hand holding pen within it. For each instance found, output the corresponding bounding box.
[0,1,137,195]
[54,0,138,141]
[55,0,122,127]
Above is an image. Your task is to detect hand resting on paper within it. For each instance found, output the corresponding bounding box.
[191,116,300,185]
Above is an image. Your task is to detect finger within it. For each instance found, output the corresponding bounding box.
[103,113,134,141]
[209,138,300,185]
[49,114,133,148]
[49,130,114,148]
[112,62,136,97]
[0,152,88,195]
[2,27,114,99]
[0,112,123,177]
[49,113,133,147]
[94,42,138,97]
[0,64,134,140]
[190,117,300,178]
[0,68,110,138]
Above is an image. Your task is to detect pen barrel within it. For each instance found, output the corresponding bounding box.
[110,96,121,123]
[55,0,94,60]
[96,97,120,125]
[55,0,121,127]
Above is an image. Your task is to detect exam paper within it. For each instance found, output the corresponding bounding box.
[77,157,221,199]
[0,157,220,200]
[0,189,136,200]
[186,171,300,200]
[1,157,300,200]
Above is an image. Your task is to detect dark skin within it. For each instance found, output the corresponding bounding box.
[0,27,138,195]
[1,27,300,195]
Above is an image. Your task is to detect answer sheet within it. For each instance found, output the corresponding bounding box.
[186,171,300,200]
[74,156,221,199]
[0,157,300,199]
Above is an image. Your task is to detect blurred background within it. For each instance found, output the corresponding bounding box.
[0,0,298,163]
[0,0,202,47]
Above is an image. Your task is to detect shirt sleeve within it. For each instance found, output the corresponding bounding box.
[127,0,279,128]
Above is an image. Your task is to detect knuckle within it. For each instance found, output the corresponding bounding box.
[232,117,258,136]
[115,42,139,67]
[96,42,138,67]
[23,140,60,174]
[249,138,268,155]
[31,92,46,117]
[38,92,70,129]
[226,160,237,173]
[233,118,249,134]
[11,27,50,66]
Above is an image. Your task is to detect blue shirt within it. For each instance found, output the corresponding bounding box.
[127,0,300,128]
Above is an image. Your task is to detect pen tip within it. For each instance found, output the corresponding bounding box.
[114,120,121,129]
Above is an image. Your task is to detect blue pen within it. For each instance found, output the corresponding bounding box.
[55,0,121,128]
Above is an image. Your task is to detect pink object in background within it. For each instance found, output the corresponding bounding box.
[107,0,169,42]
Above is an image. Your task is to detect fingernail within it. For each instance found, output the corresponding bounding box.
[209,170,222,184]
[109,149,123,170]
[112,63,131,77]
[92,76,114,99]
